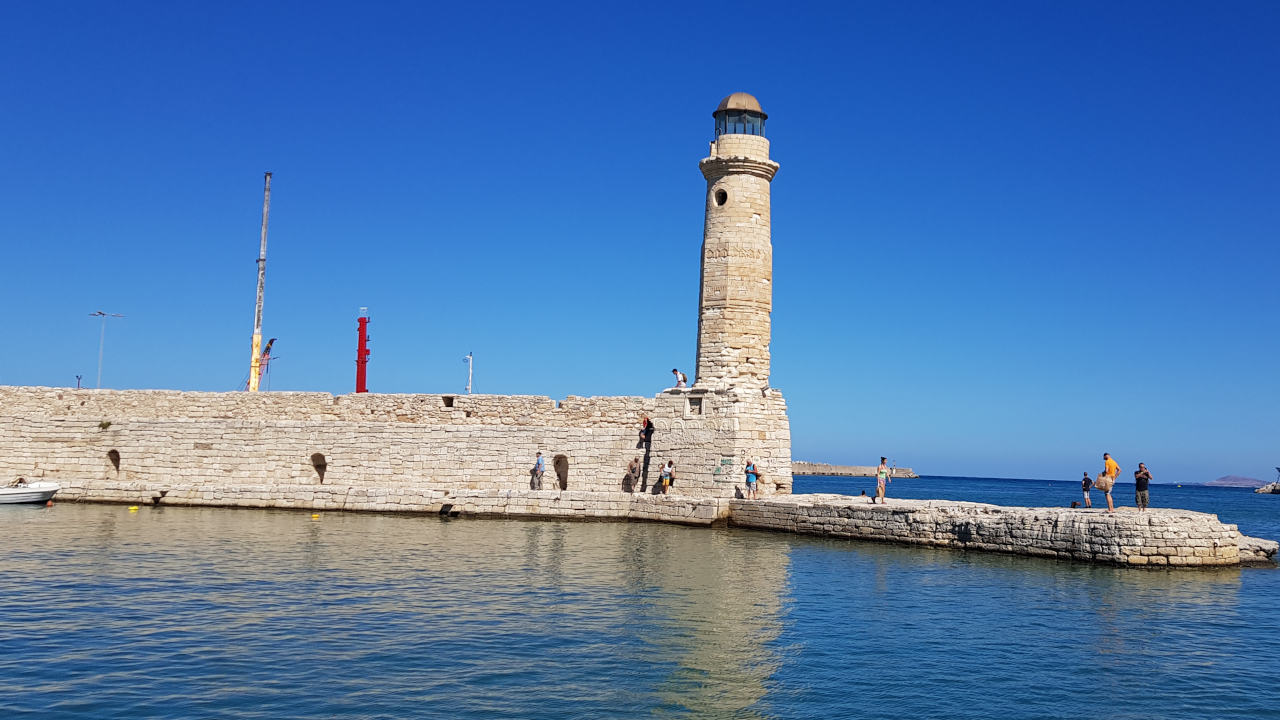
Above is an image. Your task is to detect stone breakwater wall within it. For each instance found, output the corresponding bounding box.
[0,386,791,501]
[40,475,1279,568]
[728,495,1279,567]
[792,462,918,478]
[63,481,730,526]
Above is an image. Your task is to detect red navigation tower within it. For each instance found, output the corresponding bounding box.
[355,307,370,393]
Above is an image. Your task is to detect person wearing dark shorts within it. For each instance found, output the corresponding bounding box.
[1134,463,1152,511]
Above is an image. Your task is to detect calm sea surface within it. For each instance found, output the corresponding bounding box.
[2,476,1278,719]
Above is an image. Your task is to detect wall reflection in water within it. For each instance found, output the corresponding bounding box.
[6,505,1274,720]
[0,504,792,720]
[515,519,790,719]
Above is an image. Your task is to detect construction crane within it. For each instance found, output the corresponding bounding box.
[247,172,271,392]
[243,338,277,390]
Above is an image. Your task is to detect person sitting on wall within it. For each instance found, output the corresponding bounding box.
[671,369,687,388]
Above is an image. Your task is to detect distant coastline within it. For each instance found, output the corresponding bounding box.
[1204,475,1266,488]
[792,461,917,478]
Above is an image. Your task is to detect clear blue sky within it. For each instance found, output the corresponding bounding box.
[1,2,1276,484]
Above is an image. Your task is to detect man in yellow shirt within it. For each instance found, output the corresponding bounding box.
[1102,453,1121,512]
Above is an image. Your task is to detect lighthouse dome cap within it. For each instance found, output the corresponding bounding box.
[714,92,767,118]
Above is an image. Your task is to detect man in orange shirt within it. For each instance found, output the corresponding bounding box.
[1101,452,1121,512]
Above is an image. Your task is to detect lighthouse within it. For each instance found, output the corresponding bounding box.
[695,92,779,392]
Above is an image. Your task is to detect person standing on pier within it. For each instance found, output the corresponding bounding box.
[1134,463,1152,511]
[659,461,674,494]
[531,452,545,490]
[874,457,891,504]
[744,459,759,499]
[625,456,642,493]
[1100,452,1120,512]
[1081,471,1094,508]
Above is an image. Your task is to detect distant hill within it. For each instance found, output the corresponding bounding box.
[1205,475,1265,488]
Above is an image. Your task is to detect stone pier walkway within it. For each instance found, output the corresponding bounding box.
[57,482,1277,567]
[729,494,1278,567]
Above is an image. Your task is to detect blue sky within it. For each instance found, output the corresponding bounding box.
[1,2,1276,484]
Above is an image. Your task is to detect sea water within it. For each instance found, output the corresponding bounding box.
[1,476,1277,719]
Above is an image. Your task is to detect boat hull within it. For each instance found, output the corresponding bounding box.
[0,483,60,504]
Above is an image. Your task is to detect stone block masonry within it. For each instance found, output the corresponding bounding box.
[53,480,731,527]
[729,494,1278,567]
[2,384,1271,568]
[31,470,1277,568]
[0,386,792,501]
[696,130,778,392]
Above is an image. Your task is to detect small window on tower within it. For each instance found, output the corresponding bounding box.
[714,189,727,206]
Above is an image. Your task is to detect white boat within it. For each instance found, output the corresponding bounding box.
[0,481,60,504]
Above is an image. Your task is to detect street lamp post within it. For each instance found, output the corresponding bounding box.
[89,311,124,389]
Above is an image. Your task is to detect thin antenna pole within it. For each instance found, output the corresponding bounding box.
[248,171,272,392]
[89,311,124,388]
[97,314,106,388]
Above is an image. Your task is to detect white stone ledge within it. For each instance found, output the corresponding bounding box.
[728,495,1275,568]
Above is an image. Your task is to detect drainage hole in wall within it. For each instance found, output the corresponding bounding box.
[554,454,570,490]
[311,453,328,483]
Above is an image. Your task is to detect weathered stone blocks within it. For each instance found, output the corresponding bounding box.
[0,386,792,501]
[728,495,1275,568]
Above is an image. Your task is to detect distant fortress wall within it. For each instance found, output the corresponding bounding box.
[792,461,918,478]
[0,386,792,502]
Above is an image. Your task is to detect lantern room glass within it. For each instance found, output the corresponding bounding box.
[714,110,766,138]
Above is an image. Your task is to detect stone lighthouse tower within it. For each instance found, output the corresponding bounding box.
[695,92,779,391]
